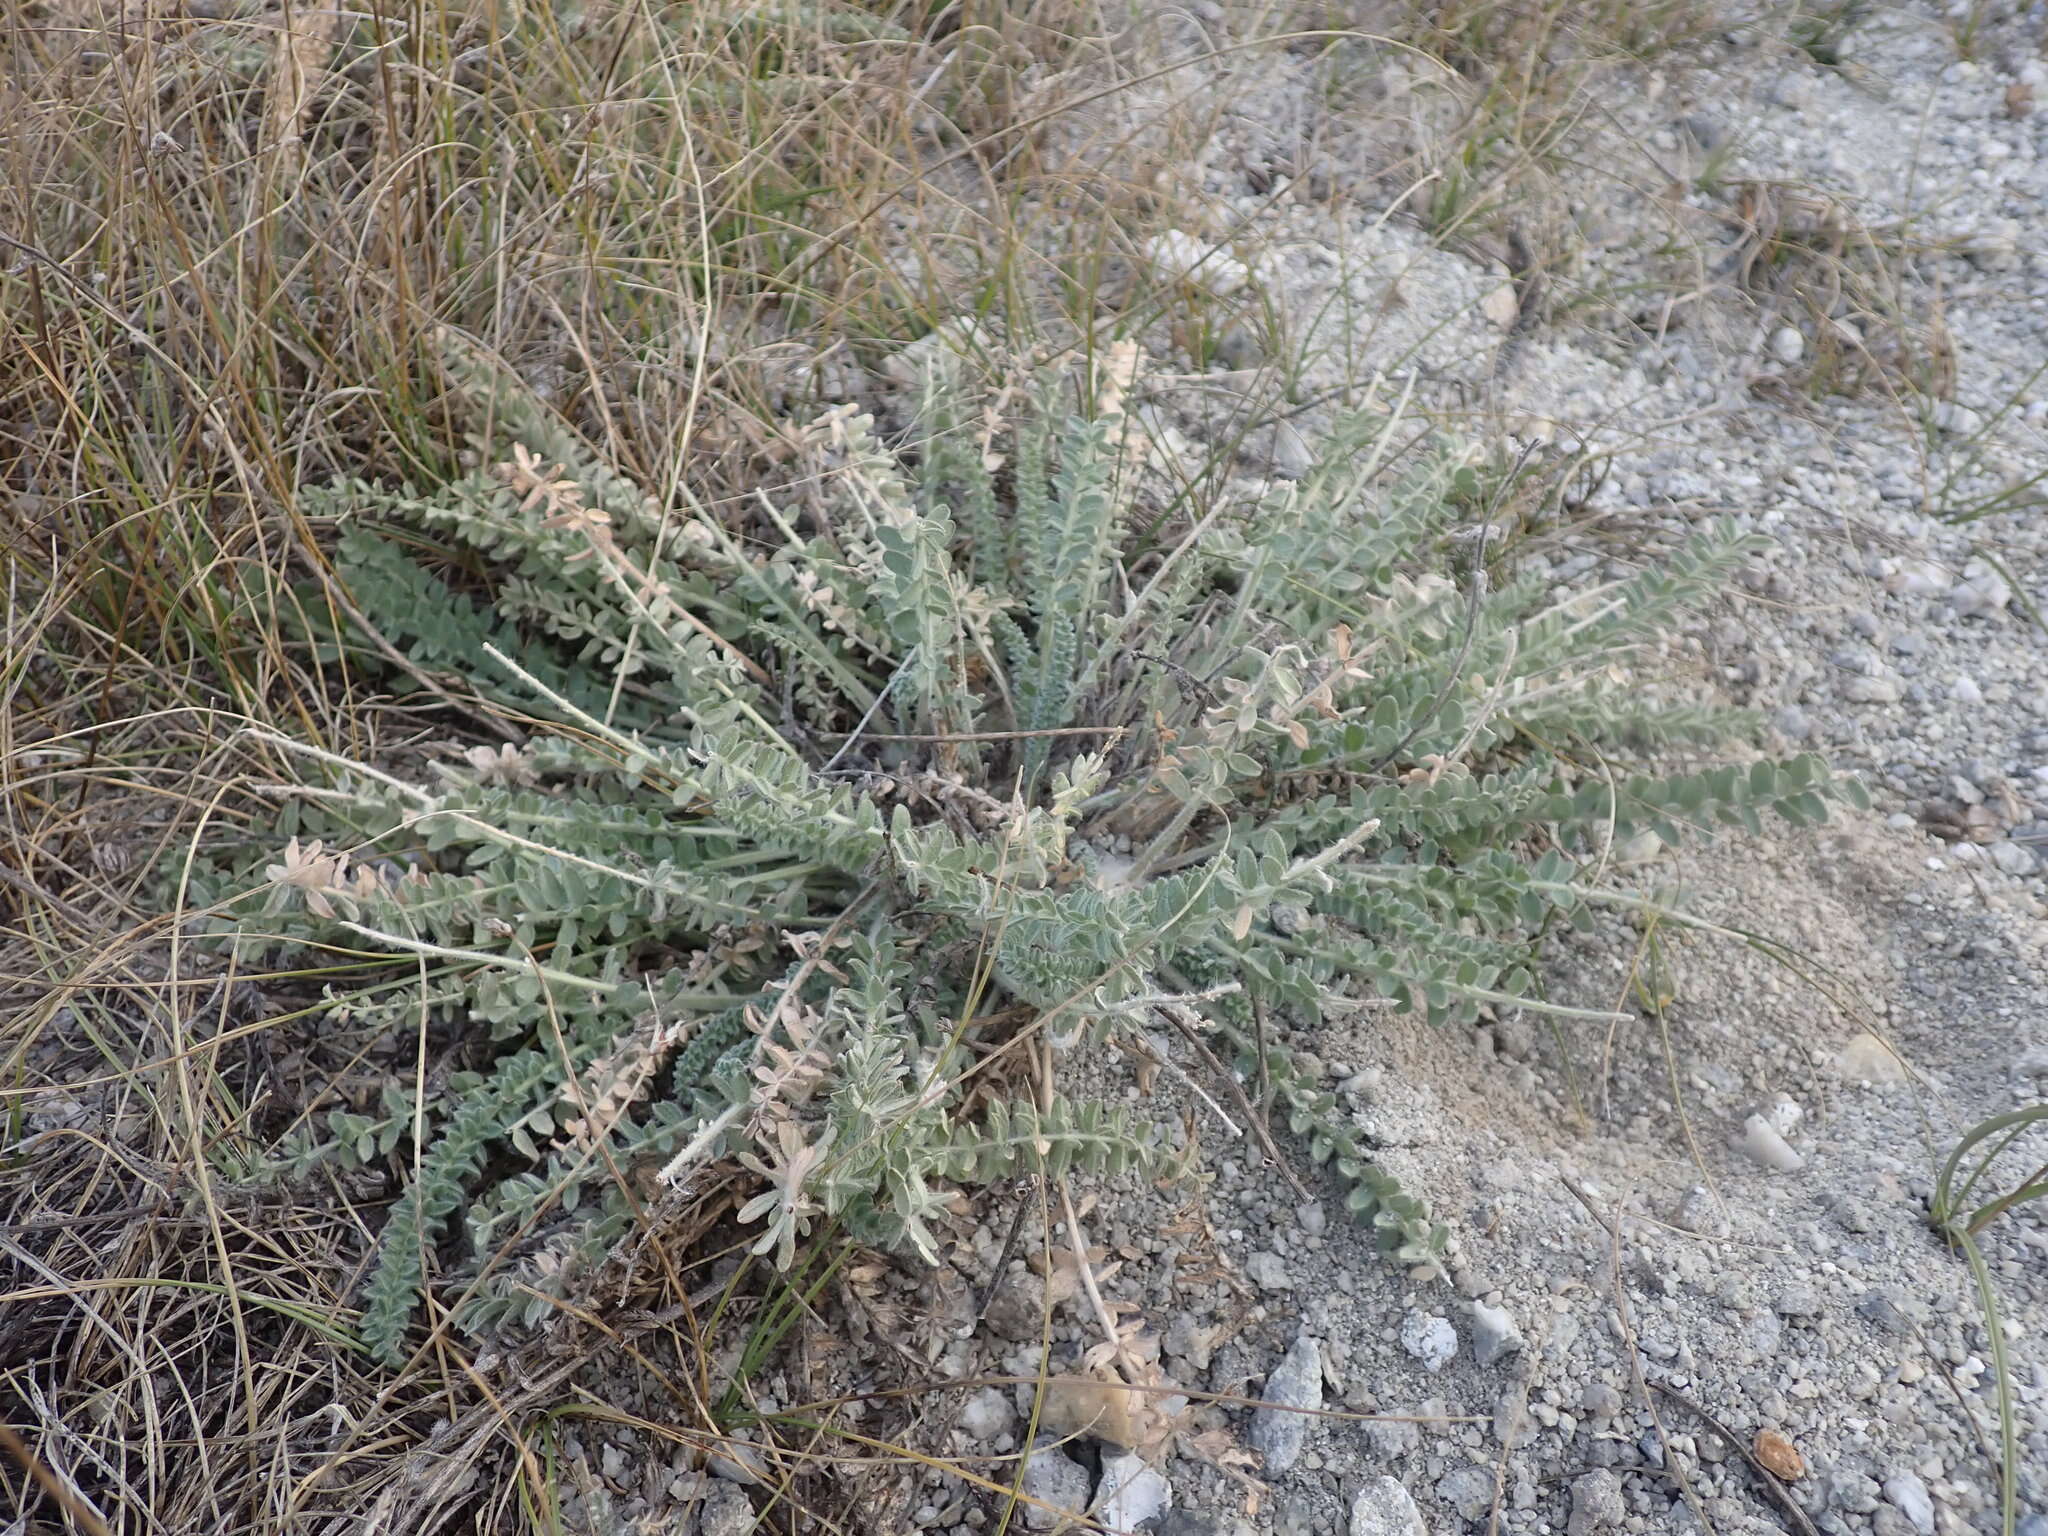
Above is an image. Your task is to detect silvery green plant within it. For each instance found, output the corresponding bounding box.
[180,332,1866,1365]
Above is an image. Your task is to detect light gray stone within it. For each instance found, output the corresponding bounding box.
[698,1485,759,1536]
[1933,400,1984,436]
[1954,560,2012,618]
[1021,1440,1091,1531]
[1165,1311,1214,1370]
[1991,840,2036,876]
[1568,1470,1626,1536]
[1251,1334,1323,1474]
[1580,1383,1624,1418]
[1436,1466,1495,1522]
[1883,1473,1935,1536]
[1493,1390,1536,1449]
[1843,675,1903,705]
[1367,1413,1422,1460]
[1352,1476,1429,1536]
[1888,559,1953,597]
[1965,219,2022,271]
[959,1386,1016,1442]
[1468,1302,1524,1367]
[1093,1451,1172,1534]
[1738,1114,1804,1172]
[1246,1251,1294,1292]
[1400,1313,1457,1373]
[1774,1283,1822,1318]
[709,1446,765,1485]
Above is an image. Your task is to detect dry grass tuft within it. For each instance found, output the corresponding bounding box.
[1719,177,1956,403]
[0,1,1166,1528]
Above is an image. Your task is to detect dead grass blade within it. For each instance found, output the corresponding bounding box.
[261,2,345,166]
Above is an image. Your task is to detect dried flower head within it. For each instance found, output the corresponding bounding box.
[462,742,537,787]
[265,837,347,918]
[736,1121,836,1270]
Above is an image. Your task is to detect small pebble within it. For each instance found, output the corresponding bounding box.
[1737,1114,1804,1172]
[1366,1414,1422,1460]
[1093,1451,1173,1534]
[697,1485,759,1536]
[709,1447,765,1486]
[1351,1475,1429,1536]
[1020,1441,1091,1531]
[1932,399,1984,436]
[982,1274,1050,1342]
[1250,1335,1324,1475]
[1580,1383,1623,1418]
[1246,1252,1294,1292]
[1400,1313,1457,1373]
[1769,325,1805,365]
[1835,1033,1911,1084]
[1888,559,1952,597]
[1568,1469,1626,1536]
[1773,1282,1821,1318]
[1469,1302,1524,1367]
[1843,675,1902,704]
[1953,560,2011,619]
[1436,1466,1495,1522]
[1481,276,1520,330]
[1884,1473,1936,1536]
[1991,840,2036,876]
[958,1387,1016,1442]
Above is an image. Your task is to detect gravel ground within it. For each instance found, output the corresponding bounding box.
[889,7,2048,1536]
